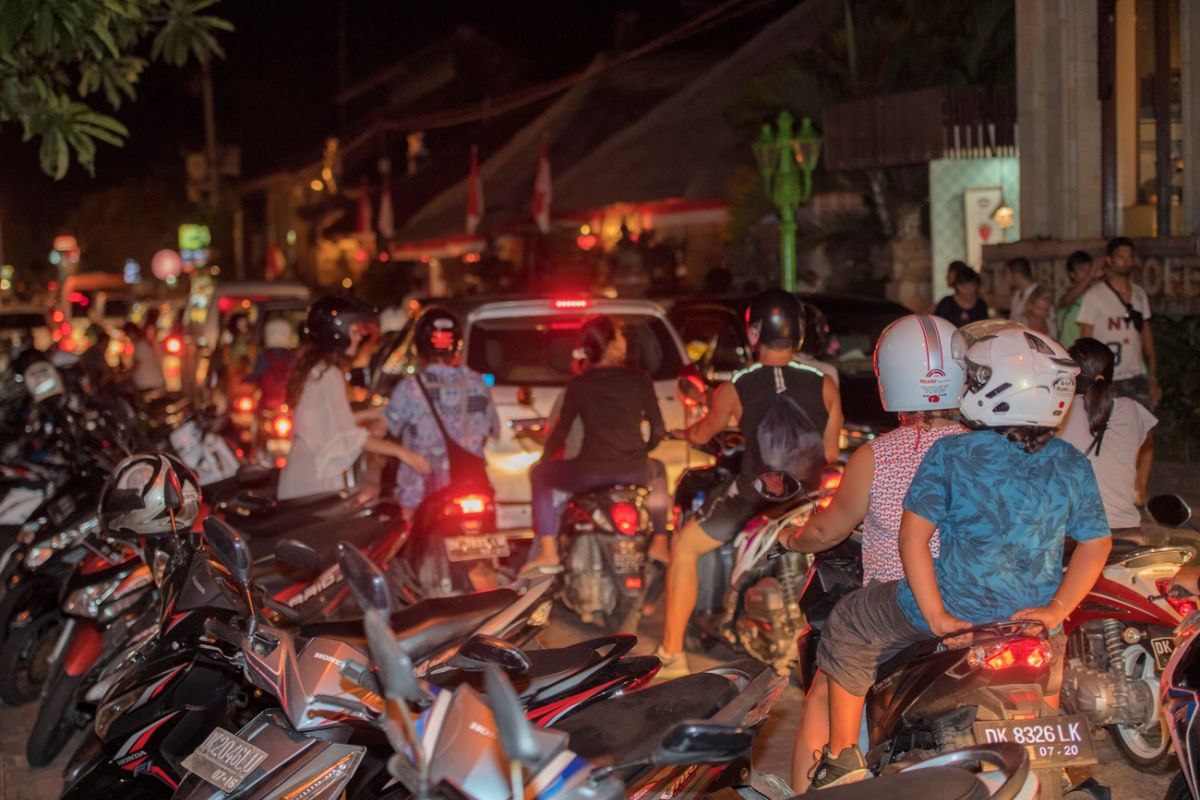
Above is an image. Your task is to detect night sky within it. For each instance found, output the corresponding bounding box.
[0,0,686,270]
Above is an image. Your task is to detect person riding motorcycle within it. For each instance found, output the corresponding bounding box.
[525,314,669,572]
[382,305,500,512]
[246,317,297,410]
[658,288,842,677]
[278,296,428,500]
[782,313,967,791]
[806,325,1112,790]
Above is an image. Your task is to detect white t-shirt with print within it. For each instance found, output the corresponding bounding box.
[1060,395,1157,529]
[1075,283,1152,381]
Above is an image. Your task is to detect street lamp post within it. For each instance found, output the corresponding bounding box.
[752,111,822,291]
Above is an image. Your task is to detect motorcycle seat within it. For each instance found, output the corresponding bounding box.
[551,670,741,763]
[244,502,404,566]
[814,766,987,800]
[299,588,519,664]
[223,489,350,518]
[570,484,648,505]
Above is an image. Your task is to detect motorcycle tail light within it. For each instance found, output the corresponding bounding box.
[272,416,293,438]
[967,638,1051,671]
[610,502,639,535]
[235,396,254,413]
[624,576,643,589]
[164,336,182,354]
[817,469,841,511]
[446,494,489,516]
[1156,578,1198,617]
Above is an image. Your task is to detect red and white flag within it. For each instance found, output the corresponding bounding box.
[378,175,394,239]
[356,177,372,235]
[466,145,483,234]
[531,137,551,234]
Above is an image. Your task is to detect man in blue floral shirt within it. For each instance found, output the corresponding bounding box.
[383,307,499,511]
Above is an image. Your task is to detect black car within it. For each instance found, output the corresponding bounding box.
[667,293,912,453]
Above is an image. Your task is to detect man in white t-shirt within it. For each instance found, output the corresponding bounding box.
[1076,236,1159,504]
[1005,257,1038,326]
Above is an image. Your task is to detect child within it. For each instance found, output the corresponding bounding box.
[807,326,1112,790]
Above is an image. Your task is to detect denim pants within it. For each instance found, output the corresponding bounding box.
[530,458,669,540]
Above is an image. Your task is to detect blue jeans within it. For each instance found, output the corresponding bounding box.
[530,458,669,542]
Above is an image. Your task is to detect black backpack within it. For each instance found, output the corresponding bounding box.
[756,367,824,484]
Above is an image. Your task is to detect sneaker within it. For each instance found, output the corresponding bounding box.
[807,745,868,791]
[653,646,690,680]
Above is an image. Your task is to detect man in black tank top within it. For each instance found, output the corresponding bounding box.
[655,290,842,678]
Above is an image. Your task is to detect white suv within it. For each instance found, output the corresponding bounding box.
[370,297,701,534]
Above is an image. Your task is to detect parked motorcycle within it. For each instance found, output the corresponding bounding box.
[399,484,506,600]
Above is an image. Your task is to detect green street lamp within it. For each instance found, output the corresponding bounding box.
[752,111,822,292]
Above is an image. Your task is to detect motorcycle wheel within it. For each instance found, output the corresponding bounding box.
[1165,771,1193,800]
[0,608,61,705]
[1108,643,1178,773]
[26,668,85,766]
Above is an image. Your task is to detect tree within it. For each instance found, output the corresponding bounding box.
[0,0,232,179]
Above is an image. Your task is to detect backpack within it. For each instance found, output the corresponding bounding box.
[756,367,824,485]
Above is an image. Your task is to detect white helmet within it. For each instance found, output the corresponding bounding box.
[100,453,202,538]
[955,327,1079,427]
[263,318,294,350]
[874,315,965,411]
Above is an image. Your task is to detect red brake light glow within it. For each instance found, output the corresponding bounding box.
[272,416,293,438]
[235,396,254,413]
[817,470,841,511]
[452,494,489,515]
[1156,578,1198,617]
[970,638,1051,671]
[553,299,590,309]
[59,337,76,352]
[165,336,182,354]
[610,502,639,534]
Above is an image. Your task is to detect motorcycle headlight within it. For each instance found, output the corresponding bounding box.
[94,685,144,739]
[98,571,155,622]
[29,516,99,569]
[64,575,123,618]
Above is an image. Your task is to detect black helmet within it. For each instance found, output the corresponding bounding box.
[303,295,375,351]
[745,288,804,351]
[799,301,828,358]
[414,305,463,361]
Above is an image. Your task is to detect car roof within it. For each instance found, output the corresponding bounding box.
[463,297,670,323]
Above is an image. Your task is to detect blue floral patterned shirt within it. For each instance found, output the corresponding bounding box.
[896,430,1110,632]
[383,364,500,510]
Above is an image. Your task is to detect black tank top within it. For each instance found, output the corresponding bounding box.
[733,361,829,486]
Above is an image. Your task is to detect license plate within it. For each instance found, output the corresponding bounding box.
[266,437,291,455]
[1152,637,1176,671]
[445,534,510,562]
[972,714,1096,769]
[181,727,268,792]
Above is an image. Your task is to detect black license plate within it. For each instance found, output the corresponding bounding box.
[1152,637,1176,672]
[972,714,1096,769]
[181,727,268,792]
[445,534,510,562]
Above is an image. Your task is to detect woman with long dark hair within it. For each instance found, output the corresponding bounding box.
[1060,337,1157,535]
[278,296,429,500]
[525,315,668,571]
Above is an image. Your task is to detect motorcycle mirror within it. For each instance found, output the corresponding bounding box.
[676,375,704,405]
[484,663,542,767]
[451,634,533,675]
[337,542,392,616]
[753,471,802,502]
[650,721,752,766]
[202,517,253,591]
[275,539,321,572]
[1147,494,1192,529]
[362,607,429,706]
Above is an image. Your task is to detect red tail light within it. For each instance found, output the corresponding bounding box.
[446,494,490,516]
[272,416,293,438]
[553,298,590,309]
[610,502,639,534]
[968,638,1051,671]
[59,337,76,352]
[235,396,254,413]
[165,336,182,354]
[817,469,841,511]
[1156,578,1198,617]
[624,576,643,589]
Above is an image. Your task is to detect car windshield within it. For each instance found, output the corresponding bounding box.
[0,313,45,330]
[466,313,682,386]
[822,306,906,375]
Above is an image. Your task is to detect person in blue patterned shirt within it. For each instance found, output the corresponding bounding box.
[383,306,500,512]
[806,326,1113,791]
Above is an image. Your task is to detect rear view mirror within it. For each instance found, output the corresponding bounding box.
[202,517,252,591]
[676,375,704,407]
[275,539,321,572]
[651,721,752,766]
[485,663,542,767]
[338,542,392,616]
[753,471,802,502]
[451,634,532,674]
[1147,494,1192,529]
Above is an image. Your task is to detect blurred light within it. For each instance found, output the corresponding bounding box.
[580,224,591,235]
[47,281,58,292]
[165,274,177,286]
[341,277,353,289]
[68,291,89,305]
[272,416,292,438]
[49,251,62,265]
[59,338,76,352]
[379,252,390,262]
[164,337,182,355]
[275,457,287,468]
[420,254,430,263]
[462,252,481,263]
[553,299,590,309]
[235,396,254,413]
[210,265,220,275]
[0,279,10,291]
[123,343,134,356]
[53,235,78,251]
[286,230,297,245]
[576,234,598,251]
[355,249,367,262]
[310,179,324,191]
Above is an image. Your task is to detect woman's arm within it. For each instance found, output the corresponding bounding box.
[541,381,580,459]
[364,436,431,474]
[899,510,970,635]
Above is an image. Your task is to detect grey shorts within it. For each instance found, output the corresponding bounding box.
[695,478,769,543]
[815,580,1069,698]
[815,580,926,696]
[1114,374,1154,410]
